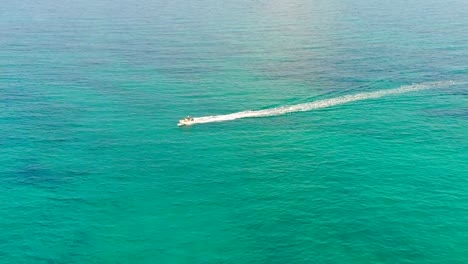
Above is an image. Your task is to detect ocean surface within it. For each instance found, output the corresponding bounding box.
[1,0,467,263]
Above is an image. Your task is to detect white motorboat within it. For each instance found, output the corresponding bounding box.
[178,116,195,126]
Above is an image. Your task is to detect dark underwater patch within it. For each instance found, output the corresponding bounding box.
[424,109,468,119]
[14,164,65,188]
[12,162,87,189]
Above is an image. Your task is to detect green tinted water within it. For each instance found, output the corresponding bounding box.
[1,0,467,263]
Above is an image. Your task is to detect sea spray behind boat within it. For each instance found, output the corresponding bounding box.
[183,81,462,126]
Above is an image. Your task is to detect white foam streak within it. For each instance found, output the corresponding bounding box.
[190,81,460,125]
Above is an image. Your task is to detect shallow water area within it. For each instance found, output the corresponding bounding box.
[1,0,468,263]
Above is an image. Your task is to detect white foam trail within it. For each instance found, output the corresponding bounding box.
[189,81,461,125]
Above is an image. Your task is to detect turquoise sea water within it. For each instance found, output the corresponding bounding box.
[1,0,468,263]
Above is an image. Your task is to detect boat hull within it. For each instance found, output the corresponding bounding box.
[178,120,195,126]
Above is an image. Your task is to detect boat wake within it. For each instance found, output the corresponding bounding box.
[187,81,461,125]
